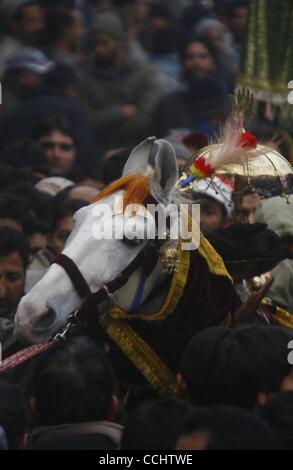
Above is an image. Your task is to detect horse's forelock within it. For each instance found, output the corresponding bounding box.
[94,174,150,209]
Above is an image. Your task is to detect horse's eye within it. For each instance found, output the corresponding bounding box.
[122,237,142,248]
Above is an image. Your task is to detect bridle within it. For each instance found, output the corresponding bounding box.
[0,194,171,372]
[53,194,170,331]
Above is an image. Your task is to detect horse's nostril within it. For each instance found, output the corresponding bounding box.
[34,307,57,332]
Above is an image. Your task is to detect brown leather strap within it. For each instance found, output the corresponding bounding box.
[53,254,91,299]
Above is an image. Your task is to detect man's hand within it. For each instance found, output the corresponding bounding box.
[232,278,274,327]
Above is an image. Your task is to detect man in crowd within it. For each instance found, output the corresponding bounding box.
[79,10,162,155]
[0,227,30,353]
[0,0,44,78]
[29,336,122,450]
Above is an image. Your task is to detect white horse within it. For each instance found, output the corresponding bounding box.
[15,137,181,345]
[14,137,235,394]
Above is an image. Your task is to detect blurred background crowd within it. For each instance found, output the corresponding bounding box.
[0,0,255,312]
[0,0,293,451]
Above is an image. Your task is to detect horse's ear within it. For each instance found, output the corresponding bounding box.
[123,137,156,176]
[151,139,178,203]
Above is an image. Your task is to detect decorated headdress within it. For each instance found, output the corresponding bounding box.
[177,90,293,219]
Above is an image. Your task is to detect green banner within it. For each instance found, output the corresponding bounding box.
[239,0,293,103]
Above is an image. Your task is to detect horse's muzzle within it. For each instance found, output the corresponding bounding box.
[33,307,58,333]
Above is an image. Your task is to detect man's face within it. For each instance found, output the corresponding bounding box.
[183,41,216,79]
[66,9,85,51]
[229,7,249,43]
[241,193,262,223]
[195,196,225,235]
[50,215,75,255]
[39,130,76,177]
[132,0,150,23]
[11,5,45,44]
[0,251,25,318]
[94,32,120,67]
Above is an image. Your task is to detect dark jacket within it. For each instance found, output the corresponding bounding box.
[30,421,123,450]
[79,60,162,154]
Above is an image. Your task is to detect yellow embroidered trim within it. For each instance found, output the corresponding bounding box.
[237,75,289,94]
[198,233,232,282]
[262,300,293,328]
[271,308,293,329]
[271,310,293,329]
[100,313,177,395]
[108,213,232,323]
[109,240,190,322]
[185,208,232,282]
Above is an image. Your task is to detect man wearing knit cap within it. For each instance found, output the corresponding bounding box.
[0,0,44,78]
[79,10,162,155]
[254,196,293,314]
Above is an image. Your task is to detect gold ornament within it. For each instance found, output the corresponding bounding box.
[160,242,179,274]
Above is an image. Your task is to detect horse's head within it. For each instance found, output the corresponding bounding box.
[15,138,179,344]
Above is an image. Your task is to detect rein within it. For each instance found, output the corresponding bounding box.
[0,194,170,372]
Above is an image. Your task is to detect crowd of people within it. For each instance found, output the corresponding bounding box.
[0,0,293,451]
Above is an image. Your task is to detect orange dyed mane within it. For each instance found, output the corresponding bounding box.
[94,174,150,209]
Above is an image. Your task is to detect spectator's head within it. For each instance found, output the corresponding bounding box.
[180,36,218,80]
[32,336,117,426]
[223,0,249,44]
[5,182,53,229]
[241,191,262,223]
[4,47,54,93]
[44,6,85,52]
[2,139,49,178]
[261,392,293,450]
[32,116,77,177]
[112,0,150,27]
[122,397,193,450]
[0,379,29,449]
[1,0,44,45]
[0,227,30,317]
[141,4,182,56]
[93,11,125,67]
[176,406,280,450]
[42,63,78,97]
[184,75,229,127]
[25,218,48,255]
[192,177,234,235]
[0,193,31,232]
[194,18,230,55]
[179,325,293,410]
[49,198,88,254]
[53,184,100,206]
